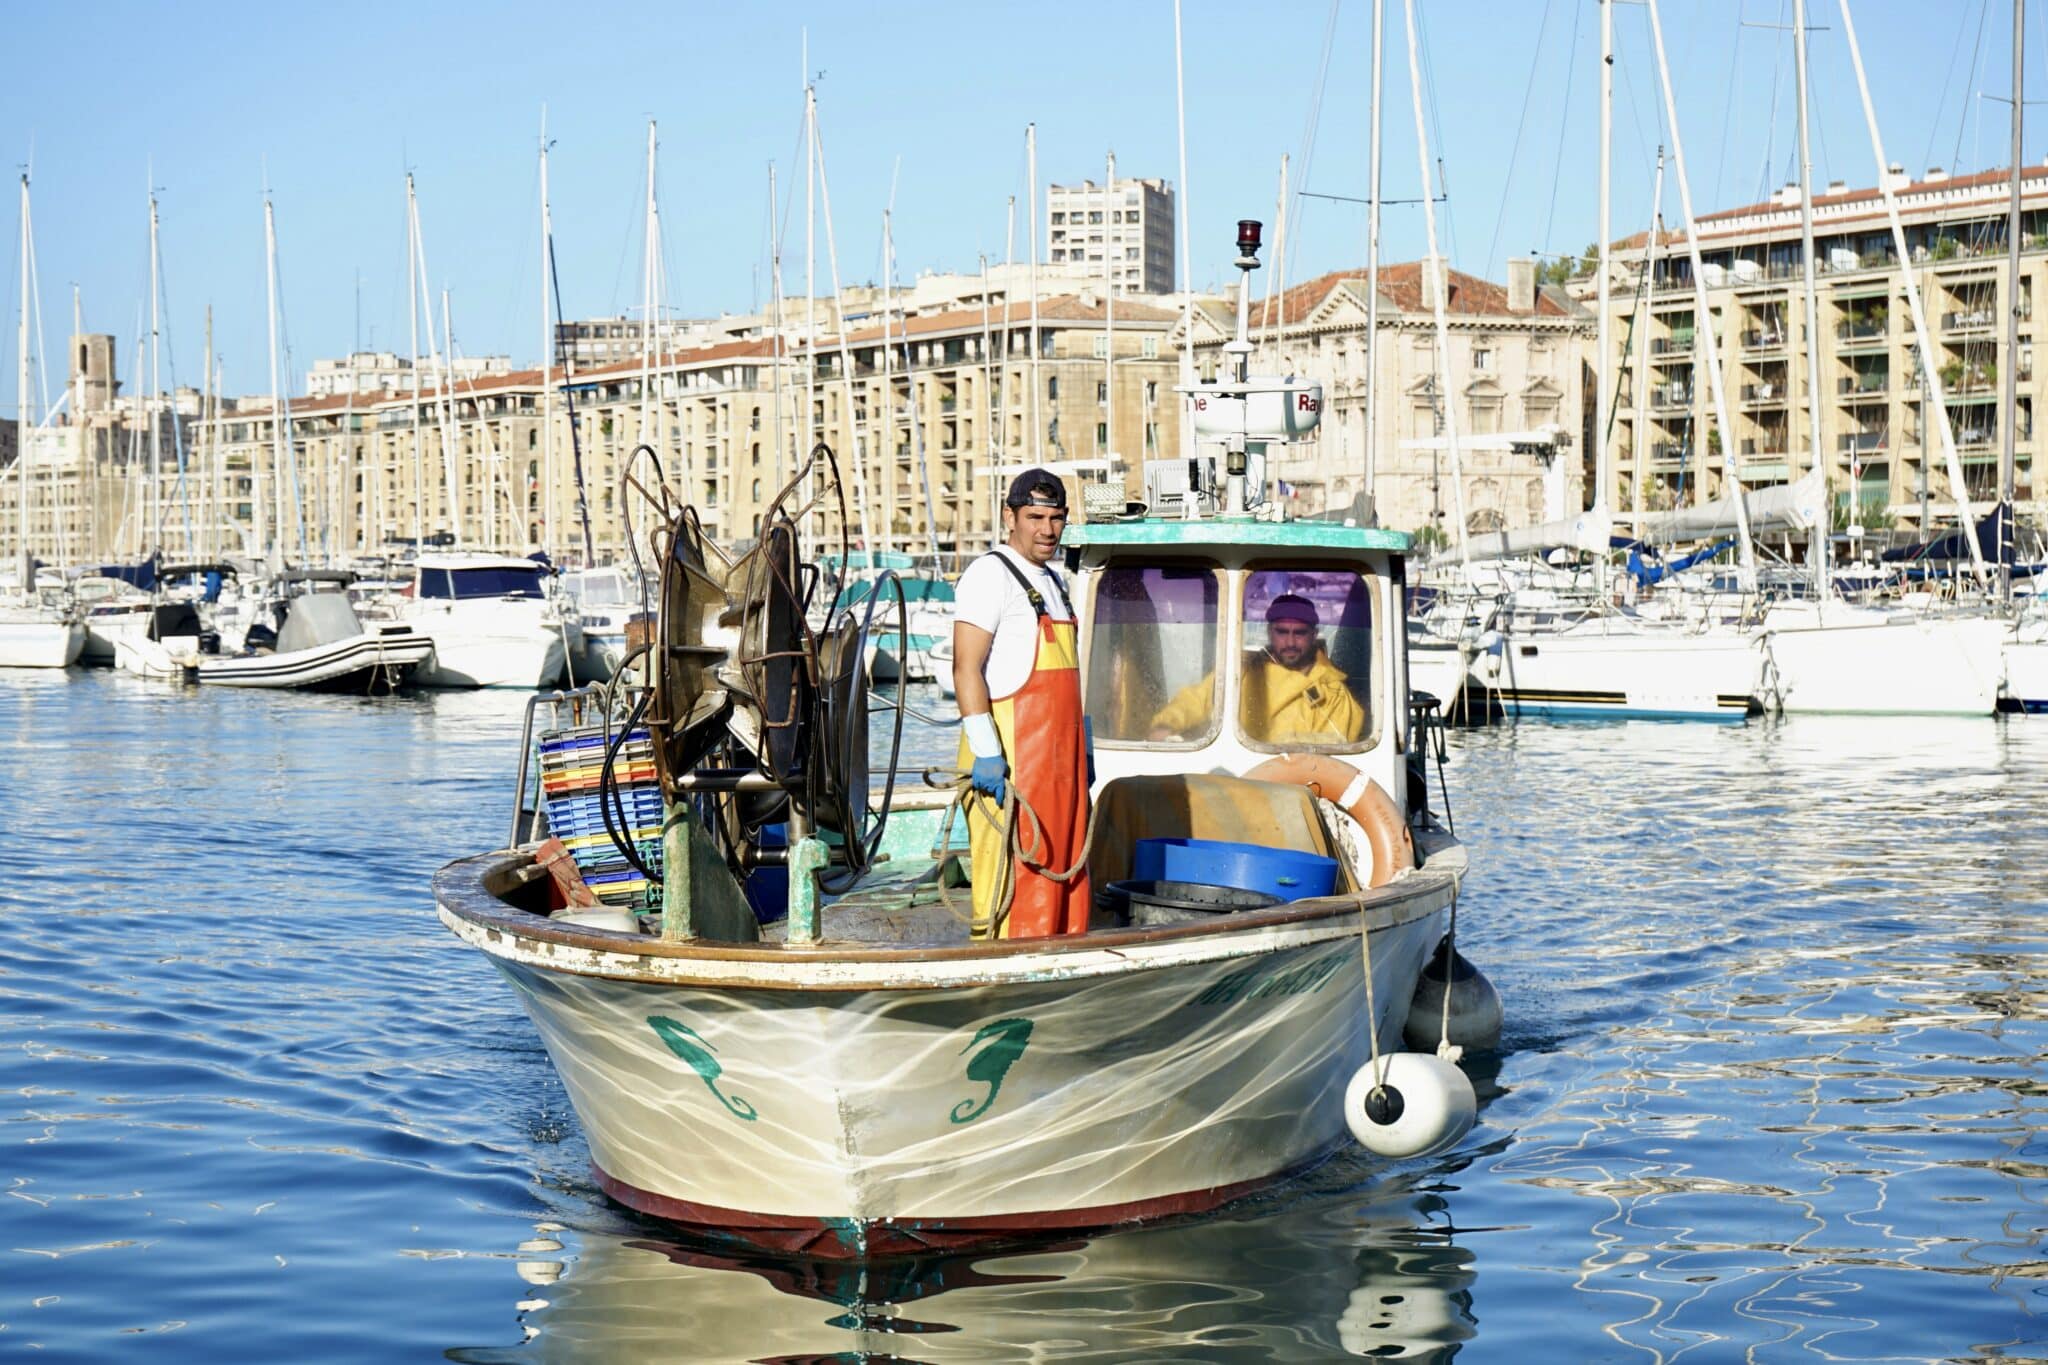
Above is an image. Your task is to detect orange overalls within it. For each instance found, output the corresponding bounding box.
[957,554,1091,939]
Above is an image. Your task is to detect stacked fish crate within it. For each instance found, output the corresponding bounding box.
[537,723,664,908]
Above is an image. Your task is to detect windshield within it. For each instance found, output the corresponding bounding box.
[1086,564,1220,745]
[420,566,546,600]
[1238,567,1374,751]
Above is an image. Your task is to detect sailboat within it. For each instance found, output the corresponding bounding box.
[2,172,85,670]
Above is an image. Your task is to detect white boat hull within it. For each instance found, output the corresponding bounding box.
[2004,626,2048,713]
[1762,615,2006,716]
[415,630,568,689]
[113,634,201,681]
[1405,639,1471,709]
[1471,626,1762,720]
[198,625,435,691]
[439,849,1453,1257]
[0,619,86,669]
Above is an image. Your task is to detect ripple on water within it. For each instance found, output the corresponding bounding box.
[2,675,2044,1359]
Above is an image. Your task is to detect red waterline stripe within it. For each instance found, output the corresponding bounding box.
[592,1153,1333,1260]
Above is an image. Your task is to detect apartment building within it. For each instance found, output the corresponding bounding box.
[1179,259,1590,539]
[1047,177,1175,296]
[1602,162,2048,532]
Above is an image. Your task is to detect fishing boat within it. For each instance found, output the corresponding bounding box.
[199,571,433,691]
[436,220,1493,1258]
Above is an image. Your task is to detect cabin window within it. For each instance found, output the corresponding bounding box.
[419,566,546,599]
[1087,563,1220,746]
[1236,567,1374,752]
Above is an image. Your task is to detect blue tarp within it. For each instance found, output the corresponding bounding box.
[1625,537,1735,587]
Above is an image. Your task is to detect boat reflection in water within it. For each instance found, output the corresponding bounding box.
[471,1171,1478,1362]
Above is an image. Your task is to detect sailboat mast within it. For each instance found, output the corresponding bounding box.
[1028,123,1042,464]
[640,120,657,467]
[441,289,462,548]
[769,162,786,490]
[150,188,163,556]
[1595,0,1612,518]
[1837,0,1990,587]
[1645,0,1757,592]
[1104,149,1115,474]
[406,174,423,554]
[539,120,554,554]
[1794,0,1829,600]
[809,107,876,558]
[15,175,28,583]
[1365,0,1383,510]
[2000,0,2025,606]
[202,305,213,559]
[1402,0,1469,567]
[999,195,1015,538]
[1633,150,1665,537]
[263,194,288,563]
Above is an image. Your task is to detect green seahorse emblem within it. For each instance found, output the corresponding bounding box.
[950,1018,1034,1124]
[647,1016,758,1121]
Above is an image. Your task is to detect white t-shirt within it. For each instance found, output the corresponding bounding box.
[953,547,1076,699]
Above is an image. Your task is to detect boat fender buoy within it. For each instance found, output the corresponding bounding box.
[1244,755,1413,888]
[1403,941,1504,1052]
[1343,1051,1476,1159]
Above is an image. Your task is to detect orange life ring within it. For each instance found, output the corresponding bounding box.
[1244,755,1414,890]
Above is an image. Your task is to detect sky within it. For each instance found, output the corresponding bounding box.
[2,0,2040,415]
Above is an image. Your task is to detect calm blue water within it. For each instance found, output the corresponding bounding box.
[2,670,2042,1361]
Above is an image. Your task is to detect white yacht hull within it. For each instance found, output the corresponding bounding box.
[1405,639,1471,710]
[199,625,435,691]
[0,619,86,669]
[1470,626,1762,720]
[415,630,569,689]
[2003,625,2048,713]
[1762,615,2006,716]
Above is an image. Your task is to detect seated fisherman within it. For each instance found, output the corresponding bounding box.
[1150,593,1366,745]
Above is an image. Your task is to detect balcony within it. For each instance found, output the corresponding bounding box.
[1838,373,1888,398]
[1942,308,1997,333]
[1650,441,1689,465]
[1742,328,1787,351]
[1650,383,1694,408]
[1650,334,1695,357]
[1740,437,1788,457]
[1835,318,1887,343]
[1838,431,1887,454]
[1740,381,1788,405]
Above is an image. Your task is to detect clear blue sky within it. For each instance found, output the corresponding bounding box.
[1,1,2034,412]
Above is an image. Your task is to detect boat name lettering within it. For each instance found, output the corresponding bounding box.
[1192,952,1346,1007]
[646,1016,758,1122]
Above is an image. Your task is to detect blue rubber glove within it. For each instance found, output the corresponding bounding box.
[1083,716,1096,788]
[970,754,1008,804]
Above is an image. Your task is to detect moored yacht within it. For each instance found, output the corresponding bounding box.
[396,552,582,689]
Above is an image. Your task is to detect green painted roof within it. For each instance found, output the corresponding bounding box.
[1067,518,1412,553]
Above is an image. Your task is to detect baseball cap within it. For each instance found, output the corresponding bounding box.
[1005,468,1068,509]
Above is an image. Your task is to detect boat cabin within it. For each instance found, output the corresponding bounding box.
[412,553,553,601]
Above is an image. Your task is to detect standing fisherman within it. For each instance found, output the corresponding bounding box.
[951,469,1092,939]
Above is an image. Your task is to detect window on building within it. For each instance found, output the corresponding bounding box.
[1048,376,1059,400]
[1142,337,1159,359]
[1144,380,1158,405]
[1473,345,1494,372]
[1470,402,1501,436]
[1089,211,1103,224]
[1094,336,1109,359]
[1051,211,1065,224]
[1096,380,1108,402]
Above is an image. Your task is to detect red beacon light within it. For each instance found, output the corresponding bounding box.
[1235,219,1263,266]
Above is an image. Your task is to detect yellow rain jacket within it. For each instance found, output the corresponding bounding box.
[1152,648,1365,746]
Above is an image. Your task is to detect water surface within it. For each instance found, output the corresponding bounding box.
[1,672,2041,1361]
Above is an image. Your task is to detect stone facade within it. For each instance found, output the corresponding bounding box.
[1177,260,1590,542]
[1596,163,2048,531]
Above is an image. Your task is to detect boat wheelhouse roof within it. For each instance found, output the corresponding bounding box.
[1067,518,1412,554]
[414,553,550,573]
